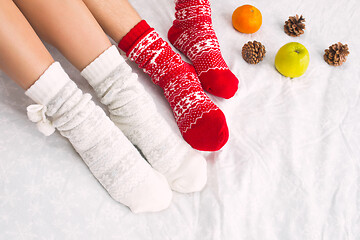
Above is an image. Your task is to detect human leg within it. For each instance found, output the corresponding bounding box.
[81,46,207,192]
[0,0,53,89]
[81,0,142,43]
[168,0,239,99]
[13,0,111,70]
[0,0,172,213]
[15,0,208,191]
[82,0,229,151]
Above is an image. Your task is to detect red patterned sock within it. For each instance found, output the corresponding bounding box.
[119,20,229,151]
[168,0,239,99]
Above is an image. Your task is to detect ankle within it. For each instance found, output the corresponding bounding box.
[118,20,152,54]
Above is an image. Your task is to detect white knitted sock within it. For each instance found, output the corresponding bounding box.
[25,62,172,213]
[81,46,207,193]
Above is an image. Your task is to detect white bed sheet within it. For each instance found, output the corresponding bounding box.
[1,0,360,239]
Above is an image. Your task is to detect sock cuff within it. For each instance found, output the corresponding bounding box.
[175,0,210,9]
[81,45,125,87]
[118,20,153,54]
[25,62,71,105]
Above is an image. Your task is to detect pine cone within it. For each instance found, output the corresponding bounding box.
[324,42,349,66]
[242,41,266,64]
[284,15,305,37]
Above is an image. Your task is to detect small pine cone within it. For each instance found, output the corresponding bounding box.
[284,14,305,37]
[324,42,349,66]
[242,41,266,64]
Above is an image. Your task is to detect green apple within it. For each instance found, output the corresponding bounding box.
[275,42,310,78]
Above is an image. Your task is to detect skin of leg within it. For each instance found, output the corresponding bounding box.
[82,0,142,43]
[13,0,112,71]
[0,0,54,90]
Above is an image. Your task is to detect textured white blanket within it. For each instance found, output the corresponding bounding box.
[0,0,359,239]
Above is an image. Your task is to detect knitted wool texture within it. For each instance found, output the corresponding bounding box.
[26,62,172,213]
[168,0,239,99]
[81,46,207,193]
[119,21,229,151]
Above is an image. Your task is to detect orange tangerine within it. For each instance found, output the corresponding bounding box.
[232,5,262,34]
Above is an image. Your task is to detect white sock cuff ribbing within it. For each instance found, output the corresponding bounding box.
[25,62,71,105]
[81,45,125,87]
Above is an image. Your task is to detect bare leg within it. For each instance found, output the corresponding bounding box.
[82,0,142,42]
[14,0,112,71]
[0,0,53,90]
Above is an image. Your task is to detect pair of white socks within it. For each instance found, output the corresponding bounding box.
[25,46,207,213]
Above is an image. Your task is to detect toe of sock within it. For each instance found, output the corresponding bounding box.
[199,69,239,99]
[169,151,207,193]
[183,109,229,151]
[125,171,172,214]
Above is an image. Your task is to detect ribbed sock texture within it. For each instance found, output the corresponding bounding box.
[168,0,239,99]
[119,22,229,151]
[81,45,207,193]
[26,62,172,213]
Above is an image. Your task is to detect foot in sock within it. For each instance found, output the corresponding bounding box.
[81,46,207,193]
[168,0,239,99]
[118,21,229,151]
[25,62,172,213]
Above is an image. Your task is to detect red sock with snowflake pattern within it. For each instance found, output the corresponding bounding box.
[119,20,229,151]
[168,0,239,99]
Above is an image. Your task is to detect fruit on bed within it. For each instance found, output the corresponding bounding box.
[275,42,309,78]
[324,42,349,66]
[232,5,262,34]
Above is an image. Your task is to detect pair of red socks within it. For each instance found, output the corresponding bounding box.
[119,0,238,151]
